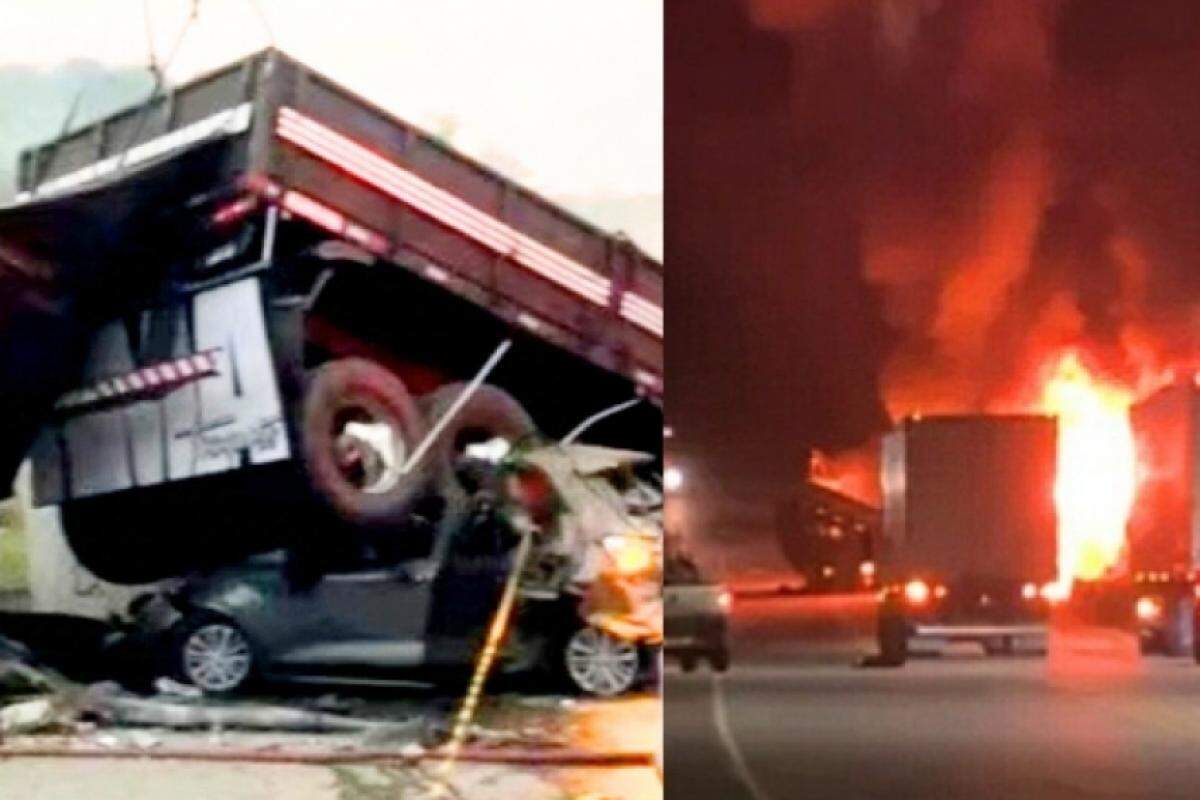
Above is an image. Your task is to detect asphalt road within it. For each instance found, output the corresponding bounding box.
[665,593,1200,800]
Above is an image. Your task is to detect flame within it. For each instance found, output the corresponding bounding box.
[1041,353,1136,587]
[809,449,881,507]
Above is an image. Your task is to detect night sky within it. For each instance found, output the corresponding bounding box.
[667,0,1200,506]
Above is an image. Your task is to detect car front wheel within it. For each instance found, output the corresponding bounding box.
[563,626,641,697]
[176,615,256,695]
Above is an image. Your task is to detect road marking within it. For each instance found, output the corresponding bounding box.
[711,672,774,800]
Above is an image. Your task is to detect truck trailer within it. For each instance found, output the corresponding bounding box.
[775,481,880,593]
[1125,381,1200,656]
[0,49,662,585]
[875,414,1059,664]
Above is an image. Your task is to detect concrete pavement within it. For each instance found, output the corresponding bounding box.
[665,592,1200,800]
[0,690,662,799]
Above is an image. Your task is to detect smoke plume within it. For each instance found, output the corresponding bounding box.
[747,0,1200,422]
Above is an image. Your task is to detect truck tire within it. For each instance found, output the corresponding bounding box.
[418,383,537,501]
[1163,596,1192,657]
[877,598,909,666]
[1194,608,1200,665]
[299,358,429,528]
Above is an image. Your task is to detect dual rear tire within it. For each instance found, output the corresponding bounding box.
[679,648,730,674]
[877,598,909,666]
[61,358,537,584]
[300,364,538,528]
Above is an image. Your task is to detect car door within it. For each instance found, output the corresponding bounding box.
[423,513,514,666]
[270,566,435,672]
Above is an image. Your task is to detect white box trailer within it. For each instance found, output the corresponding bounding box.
[876,415,1058,662]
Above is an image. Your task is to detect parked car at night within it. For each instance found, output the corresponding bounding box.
[664,549,731,672]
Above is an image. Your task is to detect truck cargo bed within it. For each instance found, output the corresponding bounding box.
[0,49,661,495]
[10,49,660,383]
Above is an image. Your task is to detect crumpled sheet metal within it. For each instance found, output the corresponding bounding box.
[583,571,664,645]
[520,444,660,581]
[514,444,663,643]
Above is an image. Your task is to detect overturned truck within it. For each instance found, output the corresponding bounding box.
[0,50,663,694]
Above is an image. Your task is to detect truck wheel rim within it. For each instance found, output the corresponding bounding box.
[565,627,639,696]
[183,624,252,692]
[334,412,405,495]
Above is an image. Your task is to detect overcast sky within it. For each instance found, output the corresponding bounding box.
[0,0,662,257]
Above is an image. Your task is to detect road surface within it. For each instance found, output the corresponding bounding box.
[666,592,1200,800]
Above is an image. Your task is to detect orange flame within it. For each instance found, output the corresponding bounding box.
[809,449,881,507]
[1041,353,1136,587]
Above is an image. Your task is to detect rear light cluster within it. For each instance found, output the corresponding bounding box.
[905,579,931,605]
[716,589,733,612]
[1135,596,1163,622]
[882,579,1066,606]
[877,580,947,605]
[1133,571,1194,584]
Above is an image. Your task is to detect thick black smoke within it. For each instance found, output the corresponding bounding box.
[748,0,1200,417]
[667,0,1200,527]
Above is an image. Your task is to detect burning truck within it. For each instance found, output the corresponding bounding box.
[874,414,1060,665]
[1124,381,1200,657]
[0,50,663,695]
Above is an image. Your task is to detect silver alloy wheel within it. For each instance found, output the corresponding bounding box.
[564,626,640,697]
[182,622,253,693]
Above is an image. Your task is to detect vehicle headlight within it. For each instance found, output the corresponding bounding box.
[602,534,656,576]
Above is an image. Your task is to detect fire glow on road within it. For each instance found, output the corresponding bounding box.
[1041,353,1137,587]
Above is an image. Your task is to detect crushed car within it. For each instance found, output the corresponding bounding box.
[0,50,662,701]
[125,441,663,697]
[663,542,731,672]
